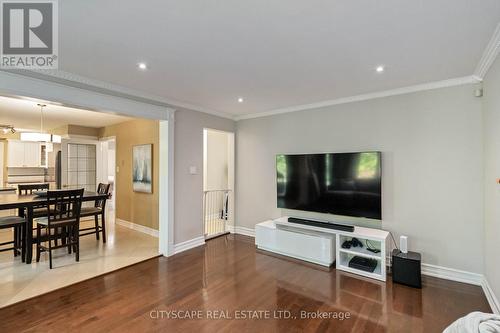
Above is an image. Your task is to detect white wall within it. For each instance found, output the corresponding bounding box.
[236,84,483,273]
[174,109,235,243]
[483,54,500,305]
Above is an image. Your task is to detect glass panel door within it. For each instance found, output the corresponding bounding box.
[67,143,96,192]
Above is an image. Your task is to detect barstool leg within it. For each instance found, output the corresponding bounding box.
[36,224,41,262]
[48,227,53,269]
[101,212,107,243]
[21,224,26,263]
[13,226,18,257]
[94,215,100,240]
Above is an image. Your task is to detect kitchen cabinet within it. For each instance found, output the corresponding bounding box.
[7,140,43,167]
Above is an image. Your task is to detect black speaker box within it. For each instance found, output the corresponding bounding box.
[391,249,422,288]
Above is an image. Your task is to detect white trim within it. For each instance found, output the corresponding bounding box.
[115,218,159,238]
[228,225,255,237]
[0,70,174,120]
[482,277,500,315]
[173,236,206,254]
[386,255,484,286]
[232,225,500,313]
[234,76,479,121]
[2,70,481,123]
[0,69,234,120]
[421,263,483,286]
[159,118,175,257]
[474,22,500,80]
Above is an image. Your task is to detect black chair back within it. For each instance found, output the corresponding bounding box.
[18,183,50,195]
[46,189,84,228]
[95,183,110,209]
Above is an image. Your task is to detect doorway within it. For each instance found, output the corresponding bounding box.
[203,128,235,239]
[98,137,116,209]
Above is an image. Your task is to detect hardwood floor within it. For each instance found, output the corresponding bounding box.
[0,234,491,332]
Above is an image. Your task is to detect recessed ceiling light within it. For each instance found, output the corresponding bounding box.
[237,97,244,103]
[137,62,148,70]
[376,65,385,73]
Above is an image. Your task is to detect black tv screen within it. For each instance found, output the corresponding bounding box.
[276,152,382,220]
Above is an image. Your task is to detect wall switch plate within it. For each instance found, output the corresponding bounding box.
[189,166,197,175]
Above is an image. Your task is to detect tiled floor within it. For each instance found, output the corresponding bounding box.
[0,211,159,308]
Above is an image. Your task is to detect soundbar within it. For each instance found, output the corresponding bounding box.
[288,217,354,232]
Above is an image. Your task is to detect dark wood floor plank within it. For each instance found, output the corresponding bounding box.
[0,234,491,333]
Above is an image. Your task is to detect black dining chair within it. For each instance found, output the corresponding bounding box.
[35,188,84,269]
[18,183,50,218]
[0,215,26,261]
[79,183,110,243]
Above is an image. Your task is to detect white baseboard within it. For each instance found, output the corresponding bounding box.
[174,236,205,254]
[115,218,159,238]
[240,224,500,312]
[228,225,255,237]
[482,277,500,315]
[420,263,483,286]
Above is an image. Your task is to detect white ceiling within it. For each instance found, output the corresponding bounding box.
[58,0,500,116]
[0,96,131,132]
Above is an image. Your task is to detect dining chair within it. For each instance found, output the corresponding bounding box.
[18,183,50,218]
[0,215,26,261]
[79,183,110,243]
[35,188,84,269]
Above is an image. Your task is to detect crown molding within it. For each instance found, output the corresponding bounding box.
[474,22,500,80]
[0,69,235,120]
[234,75,479,121]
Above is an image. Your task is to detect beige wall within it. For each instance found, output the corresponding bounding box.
[53,125,100,137]
[175,109,235,243]
[99,119,159,230]
[236,84,484,273]
[483,54,500,305]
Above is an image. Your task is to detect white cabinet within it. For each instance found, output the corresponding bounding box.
[257,217,390,282]
[7,141,25,167]
[24,142,41,167]
[7,140,42,167]
[256,220,336,267]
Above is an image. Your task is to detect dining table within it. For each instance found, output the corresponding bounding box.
[0,190,109,264]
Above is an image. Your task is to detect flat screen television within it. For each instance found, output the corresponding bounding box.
[276,152,381,220]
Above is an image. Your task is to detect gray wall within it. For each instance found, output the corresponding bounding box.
[483,55,500,303]
[174,109,235,243]
[236,84,484,273]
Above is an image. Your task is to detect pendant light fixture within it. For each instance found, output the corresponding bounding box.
[20,104,61,144]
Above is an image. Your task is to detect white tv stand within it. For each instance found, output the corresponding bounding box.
[255,216,389,281]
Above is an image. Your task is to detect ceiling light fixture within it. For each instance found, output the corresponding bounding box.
[376,65,385,73]
[0,125,15,134]
[237,97,244,103]
[20,104,61,144]
[138,62,148,70]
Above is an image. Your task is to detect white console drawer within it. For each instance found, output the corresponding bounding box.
[255,221,335,266]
